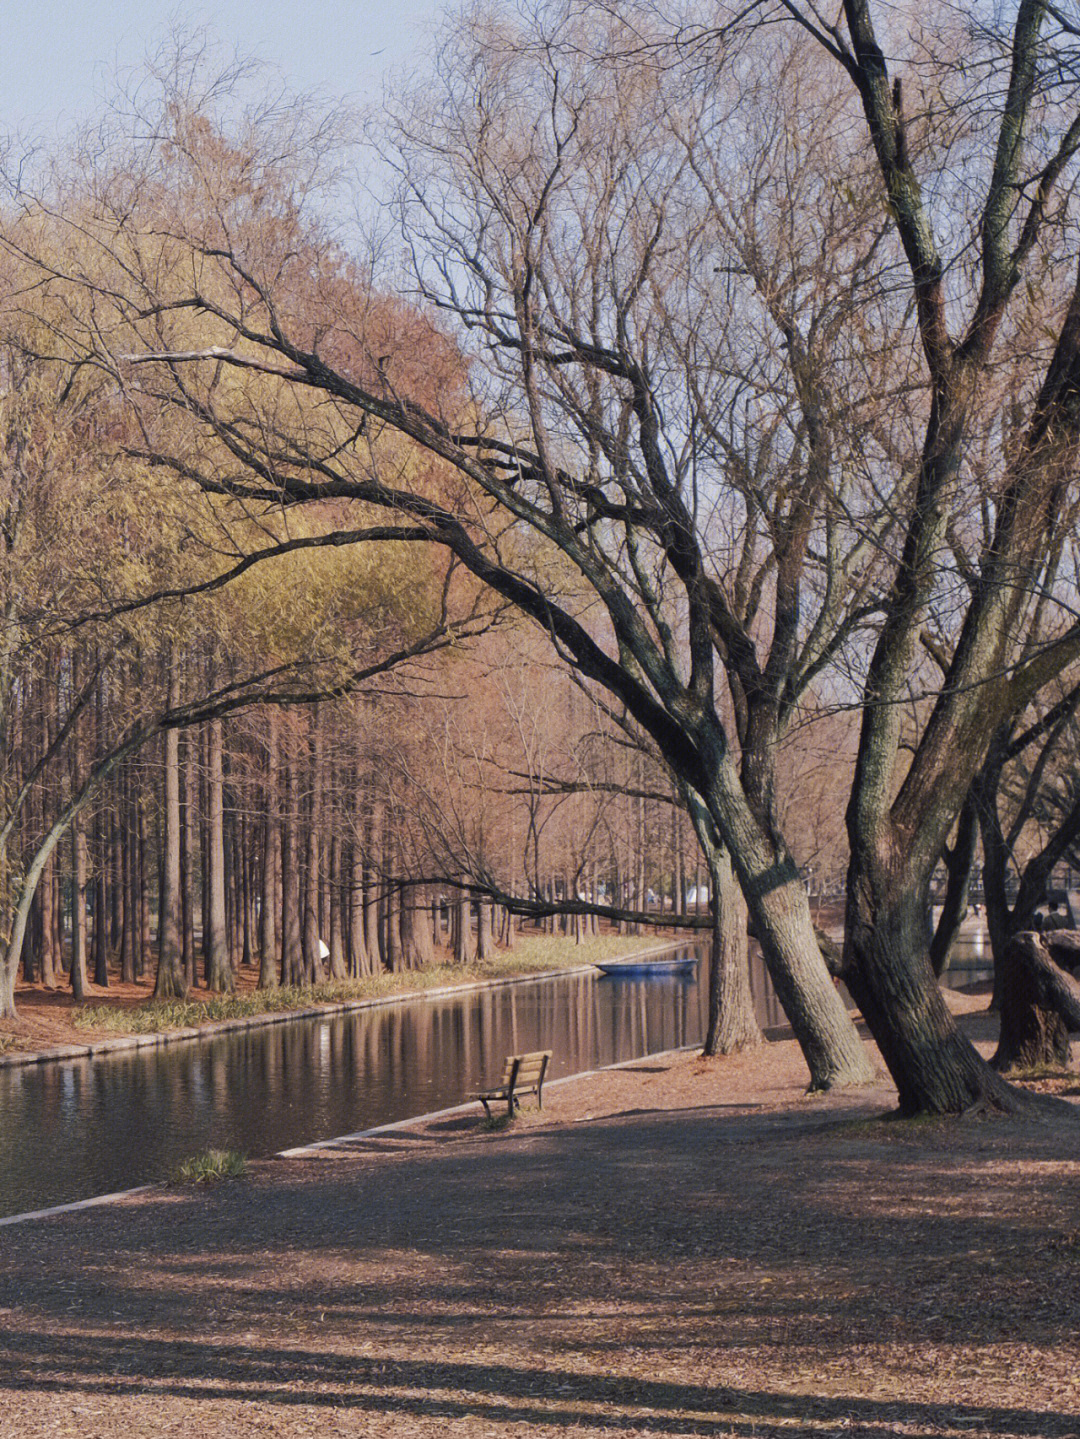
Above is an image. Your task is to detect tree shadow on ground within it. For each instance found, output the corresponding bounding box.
[0,1329,1077,1437]
[1,1098,1078,1436]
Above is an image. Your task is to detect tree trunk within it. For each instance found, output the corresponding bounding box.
[204,717,233,992]
[302,720,324,984]
[70,816,88,1001]
[92,864,109,987]
[328,835,347,979]
[154,675,187,1000]
[992,931,1080,1073]
[702,845,762,1056]
[929,794,978,977]
[385,880,402,972]
[476,897,493,962]
[109,808,123,953]
[843,865,1023,1114]
[136,806,151,980]
[363,802,383,971]
[280,759,302,985]
[180,733,197,990]
[119,780,136,984]
[400,882,434,969]
[302,827,323,983]
[348,840,369,976]
[702,755,874,1090]
[259,715,281,988]
[39,852,57,989]
[453,889,469,964]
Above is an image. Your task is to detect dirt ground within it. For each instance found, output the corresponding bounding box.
[1,987,1078,1438]
[0,967,270,1052]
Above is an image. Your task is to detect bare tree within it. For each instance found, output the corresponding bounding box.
[8,30,871,1085]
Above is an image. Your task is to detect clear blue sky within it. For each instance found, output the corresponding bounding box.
[2,0,442,140]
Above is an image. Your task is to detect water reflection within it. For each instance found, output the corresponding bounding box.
[943,928,995,987]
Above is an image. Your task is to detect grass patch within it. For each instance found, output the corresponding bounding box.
[173,1148,246,1185]
[73,932,684,1036]
[1006,1063,1077,1081]
[481,1111,516,1132]
[496,931,685,974]
[0,1033,16,1054]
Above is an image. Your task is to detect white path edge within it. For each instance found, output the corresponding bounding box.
[0,1185,157,1229]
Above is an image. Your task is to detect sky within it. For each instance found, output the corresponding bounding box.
[1,0,442,142]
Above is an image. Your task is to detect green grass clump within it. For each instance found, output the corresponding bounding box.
[173,1148,246,1185]
[73,932,692,1037]
[481,1111,515,1132]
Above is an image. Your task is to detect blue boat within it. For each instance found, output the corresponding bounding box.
[596,954,698,977]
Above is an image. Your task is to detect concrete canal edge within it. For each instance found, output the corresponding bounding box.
[0,1186,158,1230]
[0,939,694,1071]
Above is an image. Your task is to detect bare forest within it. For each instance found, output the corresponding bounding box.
[3,0,1080,1119]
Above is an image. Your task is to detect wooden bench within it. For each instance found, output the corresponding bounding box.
[476,1050,552,1118]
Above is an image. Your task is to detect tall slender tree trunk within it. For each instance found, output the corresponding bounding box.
[302,718,324,983]
[382,806,400,971]
[39,852,57,989]
[328,835,347,979]
[453,889,469,964]
[280,758,302,985]
[92,827,108,987]
[385,882,402,972]
[119,774,136,984]
[70,816,88,1001]
[109,808,123,953]
[180,734,197,989]
[348,839,369,976]
[137,806,150,980]
[204,717,232,992]
[154,667,187,1000]
[240,816,255,971]
[363,801,382,971]
[259,715,281,988]
[302,831,323,981]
